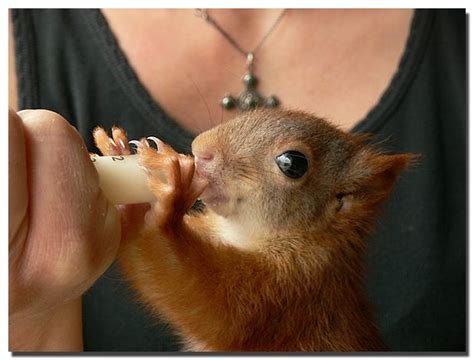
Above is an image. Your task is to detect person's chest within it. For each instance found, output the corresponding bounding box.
[102,9,414,134]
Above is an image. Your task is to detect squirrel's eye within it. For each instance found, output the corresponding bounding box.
[275,151,308,179]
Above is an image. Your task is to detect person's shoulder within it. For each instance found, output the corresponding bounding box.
[433,9,466,37]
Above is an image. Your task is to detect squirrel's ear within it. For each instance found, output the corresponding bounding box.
[342,150,417,205]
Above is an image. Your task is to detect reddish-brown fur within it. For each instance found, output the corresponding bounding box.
[94,109,413,352]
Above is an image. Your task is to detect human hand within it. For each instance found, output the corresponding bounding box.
[9,109,121,351]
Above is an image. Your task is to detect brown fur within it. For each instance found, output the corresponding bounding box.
[94,109,414,352]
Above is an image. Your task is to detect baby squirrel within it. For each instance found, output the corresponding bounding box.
[93,109,413,352]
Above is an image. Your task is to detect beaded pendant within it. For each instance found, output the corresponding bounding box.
[220,53,280,112]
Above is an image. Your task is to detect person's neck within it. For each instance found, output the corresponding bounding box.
[101,9,413,133]
[198,9,285,49]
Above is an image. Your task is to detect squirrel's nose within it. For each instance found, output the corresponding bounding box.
[194,151,214,162]
[193,150,216,178]
[192,130,218,176]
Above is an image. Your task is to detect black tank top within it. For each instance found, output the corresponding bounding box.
[12,9,466,352]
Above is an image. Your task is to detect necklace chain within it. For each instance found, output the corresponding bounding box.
[194,9,287,63]
[194,9,287,112]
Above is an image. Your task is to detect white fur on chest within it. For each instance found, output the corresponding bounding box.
[210,214,261,251]
[182,336,215,352]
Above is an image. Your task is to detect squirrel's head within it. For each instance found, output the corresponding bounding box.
[192,109,414,249]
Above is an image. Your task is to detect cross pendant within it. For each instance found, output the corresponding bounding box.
[220,72,280,112]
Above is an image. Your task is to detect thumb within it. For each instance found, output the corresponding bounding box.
[9,109,29,253]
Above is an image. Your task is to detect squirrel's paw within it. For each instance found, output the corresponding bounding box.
[92,126,132,156]
[136,137,208,228]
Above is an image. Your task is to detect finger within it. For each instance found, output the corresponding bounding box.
[13,110,121,300]
[178,154,195,191]
[19,110,103,246]
[93,127,120,156]
[112,126,131,155]
[9,110,29,250]
[185,174,208,210]
[146,136,178,157]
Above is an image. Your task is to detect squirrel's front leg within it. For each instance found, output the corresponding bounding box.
[117,136,219,295]
[98,132,265,350]
[135,137,208,239]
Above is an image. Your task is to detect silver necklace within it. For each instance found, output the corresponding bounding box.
[195,9,287,112]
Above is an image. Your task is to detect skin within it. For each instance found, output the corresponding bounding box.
[8,9,413,350]
[9,110,121,351]
[101,9,413,132]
